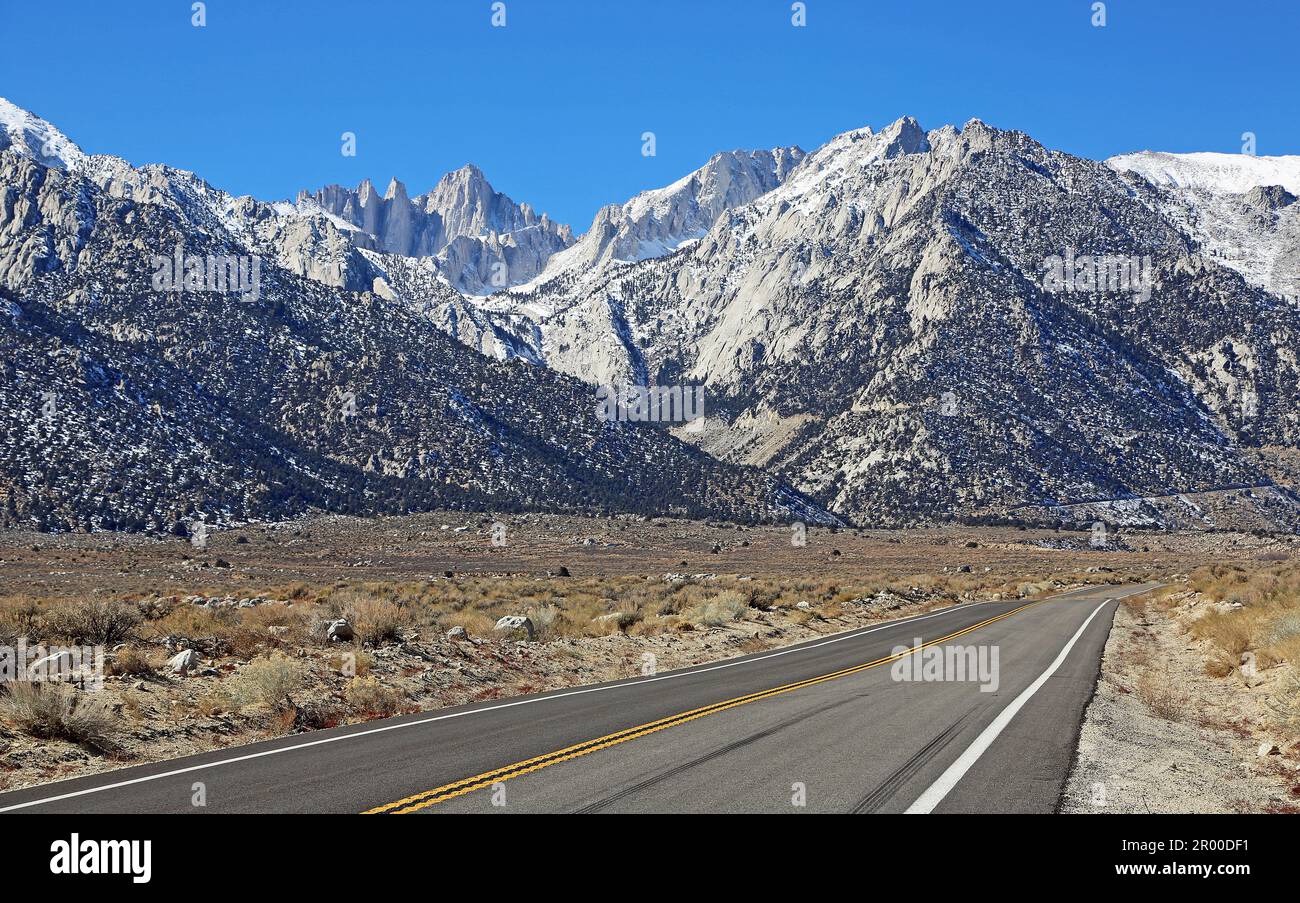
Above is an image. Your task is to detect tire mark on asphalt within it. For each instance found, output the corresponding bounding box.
[573,692,871,814]
[850,709,977,814]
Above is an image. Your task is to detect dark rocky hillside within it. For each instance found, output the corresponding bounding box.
[0,152,828,533]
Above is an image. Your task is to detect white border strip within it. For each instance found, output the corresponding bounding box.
[904,592,1131,814]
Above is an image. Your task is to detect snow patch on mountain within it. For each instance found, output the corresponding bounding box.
[1110,151,1300,299]
[1109,151,1300,196]
[0,97,87,171]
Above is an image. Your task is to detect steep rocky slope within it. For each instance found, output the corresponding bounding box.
[488,119,1300,527]
[0,128,829,532]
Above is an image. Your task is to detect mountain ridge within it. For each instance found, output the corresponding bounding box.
[3,96,1298,532]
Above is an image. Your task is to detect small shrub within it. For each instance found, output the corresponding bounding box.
[527,604,564,640]
[0,598,45,645]
[348,598,408,646]
[694,591,748,627]
[344,677,401,718]
[0,681,118,751]
[229,652,307,712]
[48,599,140,646]
[591,610,639,635]
[1135,674,1188,722]
[657,597,682,616]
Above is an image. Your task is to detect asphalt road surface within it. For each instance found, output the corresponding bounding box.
[0,583,1157,814]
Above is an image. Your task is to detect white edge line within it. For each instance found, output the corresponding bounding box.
[904,588,1142,814]
[0,585,1123,812]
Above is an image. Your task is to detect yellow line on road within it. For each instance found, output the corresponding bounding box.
[364,597,1056,814]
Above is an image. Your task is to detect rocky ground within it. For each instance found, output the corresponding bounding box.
[1063,585,1300,813]
[2,510,1288,596]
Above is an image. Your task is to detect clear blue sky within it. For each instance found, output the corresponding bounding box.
[2,0,1296,229]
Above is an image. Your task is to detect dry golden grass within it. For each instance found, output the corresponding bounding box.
[1188,563,1300,668]
[0,558,1161,713]
[1180,561,1300,743]
[343,596,410,646]
[0,559,1154,670]
[107,645,157,677]
[0,681,120,751]
[691,591,748,626]
[326,650,373,677]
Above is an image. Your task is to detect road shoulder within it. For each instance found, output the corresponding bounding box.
[1061,589,1300,813]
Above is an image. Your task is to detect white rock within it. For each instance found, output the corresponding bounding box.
[167,649,201,675]
[494,615,535,640]
[26,651,79,678]
[327,619,355,642]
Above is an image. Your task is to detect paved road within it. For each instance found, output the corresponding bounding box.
[0,583,1156,814]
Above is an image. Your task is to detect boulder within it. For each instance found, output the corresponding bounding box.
[446,626,469,641]
[167,649,201,675]
[494,615,535,640]
[327,618,354,642]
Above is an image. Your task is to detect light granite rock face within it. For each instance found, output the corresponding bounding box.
[478,117,1300,528]
[298,165,574,292]
[522,146,805,285]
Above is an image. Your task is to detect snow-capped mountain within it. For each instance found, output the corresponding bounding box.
[3,95,1298,532]
[0,97,382,293]
[475,117,1300,528]
[0,98,831,532]
[1108,150,1300,299]
[521,146,806,289]
[298,165,574,294]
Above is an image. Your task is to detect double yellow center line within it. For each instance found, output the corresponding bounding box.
[363,598,1045,814]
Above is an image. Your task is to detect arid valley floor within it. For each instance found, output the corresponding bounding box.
[1,514,1298,812]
